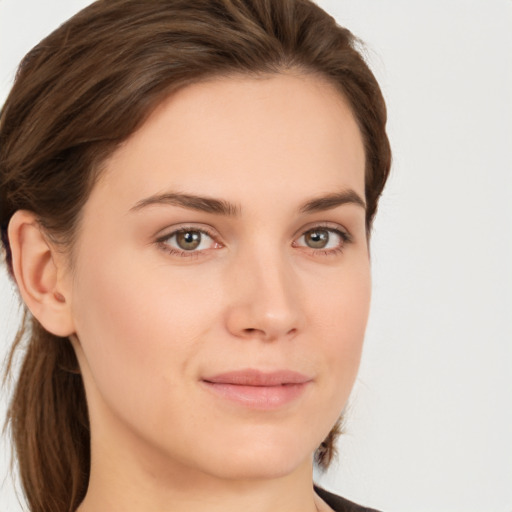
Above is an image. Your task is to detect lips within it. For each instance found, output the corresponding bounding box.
[201,369,312,409]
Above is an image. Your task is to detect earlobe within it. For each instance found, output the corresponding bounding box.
[8,210,75,337]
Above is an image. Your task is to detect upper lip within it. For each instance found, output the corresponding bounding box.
[202,369,312,386]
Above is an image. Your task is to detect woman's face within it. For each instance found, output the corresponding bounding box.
[66,72,370,482]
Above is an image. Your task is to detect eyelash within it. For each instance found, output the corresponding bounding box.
[156,226,219,259]
[155,224,352,258]
[294,224,352,257]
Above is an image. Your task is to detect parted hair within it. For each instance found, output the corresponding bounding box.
[0,1,391,511]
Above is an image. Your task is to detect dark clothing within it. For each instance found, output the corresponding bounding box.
[314,486,382,512]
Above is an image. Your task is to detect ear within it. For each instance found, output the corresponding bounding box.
[8,210,75,337]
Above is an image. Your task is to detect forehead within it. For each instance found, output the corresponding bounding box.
[93,72,365,211]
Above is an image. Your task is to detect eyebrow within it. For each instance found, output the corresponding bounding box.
[299,190,366,213]
[129,192,240,216]
[129,189,365,216]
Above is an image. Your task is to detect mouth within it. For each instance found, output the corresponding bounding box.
[201,369,313,409]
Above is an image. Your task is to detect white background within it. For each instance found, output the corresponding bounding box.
[1,1,511,511]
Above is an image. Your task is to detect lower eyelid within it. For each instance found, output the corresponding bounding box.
[310,247,345,257]
[160,244,203,258]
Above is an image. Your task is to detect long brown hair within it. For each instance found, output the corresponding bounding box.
[0,1,391,510]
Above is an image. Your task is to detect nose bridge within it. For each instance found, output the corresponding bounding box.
[226,238,302,340]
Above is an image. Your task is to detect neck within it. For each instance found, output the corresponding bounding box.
[78,456,324,512]
[76,412,328,512]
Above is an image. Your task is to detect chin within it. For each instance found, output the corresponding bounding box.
[189,428,318,481]
[206,451,310,481]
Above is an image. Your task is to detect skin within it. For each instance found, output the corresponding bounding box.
[9,72,369,512]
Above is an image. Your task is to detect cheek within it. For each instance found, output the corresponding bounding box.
[312,261,371,398]
[69,247,224,417]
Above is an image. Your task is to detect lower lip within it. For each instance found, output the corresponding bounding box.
[201,381,310,410]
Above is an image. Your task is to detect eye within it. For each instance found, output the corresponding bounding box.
[157,227,221,256]
[293,226,350,254]
[174,230,205,251]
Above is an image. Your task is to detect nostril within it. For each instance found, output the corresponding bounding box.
[242,327,272,339]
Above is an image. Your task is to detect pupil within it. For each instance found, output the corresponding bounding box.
[306,229,329,249]
[177,231,201,250]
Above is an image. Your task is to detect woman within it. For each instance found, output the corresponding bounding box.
[0,1,391,511]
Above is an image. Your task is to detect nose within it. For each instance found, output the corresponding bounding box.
[224,248,303,342]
